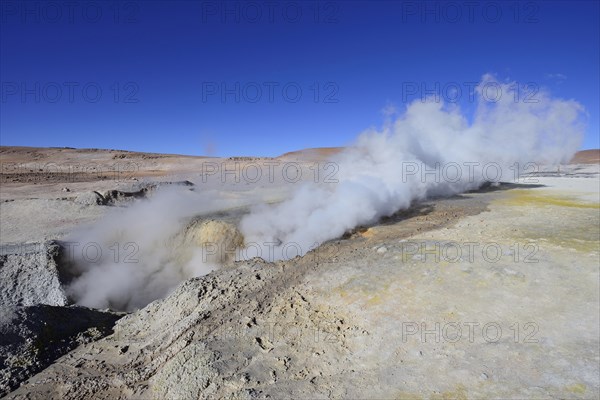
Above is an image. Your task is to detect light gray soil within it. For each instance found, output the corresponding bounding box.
[1,147,598,399]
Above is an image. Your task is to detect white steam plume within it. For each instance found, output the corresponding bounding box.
[66,74,584,310]
[239,75,584,259]
[65,188,252,311]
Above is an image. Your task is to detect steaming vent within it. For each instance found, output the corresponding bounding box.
[64,75,586,311]
[65,215,245,311]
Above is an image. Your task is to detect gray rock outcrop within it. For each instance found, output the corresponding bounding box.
[74,191,106,206]
[0,242,70,310]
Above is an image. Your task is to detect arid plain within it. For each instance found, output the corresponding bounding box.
[1,146,598,399]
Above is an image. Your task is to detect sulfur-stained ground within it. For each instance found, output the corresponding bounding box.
[1,146,598,399]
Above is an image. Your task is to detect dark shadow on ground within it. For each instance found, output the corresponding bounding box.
[342,181,548,239]
[466,181,546,193]
[341,203,436,239]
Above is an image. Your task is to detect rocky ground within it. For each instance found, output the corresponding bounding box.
[0,146,598,399]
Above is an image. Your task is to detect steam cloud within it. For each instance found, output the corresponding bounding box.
[240,75,584,258]
[65,189,242,310]
[66,75,584,311]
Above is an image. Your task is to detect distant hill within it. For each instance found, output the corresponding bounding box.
[277,147,600,165]
[277,147,344,161]
[570,149,600,164]
[2,146,598,164]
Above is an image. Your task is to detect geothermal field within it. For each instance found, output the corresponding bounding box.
[2,2,599,398]
[1,133,599,398]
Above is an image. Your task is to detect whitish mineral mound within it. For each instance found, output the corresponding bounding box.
[176,219,244,265]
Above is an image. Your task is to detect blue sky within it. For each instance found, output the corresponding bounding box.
[1,0,598,157]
